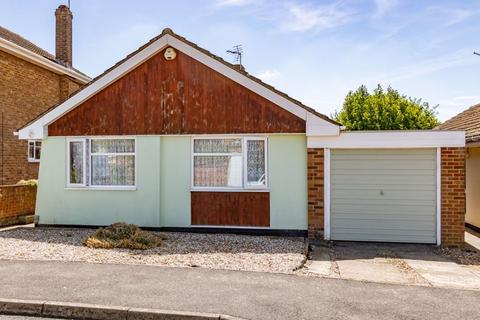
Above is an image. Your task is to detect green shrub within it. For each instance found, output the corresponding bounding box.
[84,222,166,250]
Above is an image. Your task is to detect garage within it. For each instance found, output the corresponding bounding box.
[330,148,437,244]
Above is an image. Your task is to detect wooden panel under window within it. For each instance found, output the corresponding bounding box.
[191,192,270,227]
[48,48,306,136]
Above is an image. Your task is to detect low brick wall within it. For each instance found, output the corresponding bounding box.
[0,184,37,226]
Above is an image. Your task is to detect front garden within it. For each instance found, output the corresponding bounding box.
[0,224,306,274]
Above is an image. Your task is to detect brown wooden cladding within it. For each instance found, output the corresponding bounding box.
[49,48,306,136]
[191,192,270,227]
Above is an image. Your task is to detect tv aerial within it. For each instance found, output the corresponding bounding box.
[227,45,243,66]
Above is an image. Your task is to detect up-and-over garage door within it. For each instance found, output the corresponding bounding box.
[330,149,437,244]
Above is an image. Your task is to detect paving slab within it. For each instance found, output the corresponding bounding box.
[403,258,480,290]
[332,242,414,285]
[305,244,331,276]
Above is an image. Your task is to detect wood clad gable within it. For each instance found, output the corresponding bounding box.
[49,47,306,136]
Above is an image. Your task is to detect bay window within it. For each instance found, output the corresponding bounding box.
[67,138,135,188]
[192,137,267,190]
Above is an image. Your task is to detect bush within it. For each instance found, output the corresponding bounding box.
[17,179,38,186]
[84,222,166,250]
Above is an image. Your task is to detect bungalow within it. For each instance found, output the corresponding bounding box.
[17,28,466,246]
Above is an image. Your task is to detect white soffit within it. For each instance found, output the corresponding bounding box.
[18,33,338,140]
[307,130,466,148]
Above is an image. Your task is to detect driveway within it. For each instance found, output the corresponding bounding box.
[306,239,480,290]
[0,260,479,320]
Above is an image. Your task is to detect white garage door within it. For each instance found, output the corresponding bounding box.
[330,149,437,244]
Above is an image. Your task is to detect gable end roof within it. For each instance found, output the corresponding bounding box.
[18,28,339,139]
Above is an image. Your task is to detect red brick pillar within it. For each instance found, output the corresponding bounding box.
[308,148,324,239]
[441,147,466,246]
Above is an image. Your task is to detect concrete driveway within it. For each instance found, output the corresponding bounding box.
[306,240,480,290]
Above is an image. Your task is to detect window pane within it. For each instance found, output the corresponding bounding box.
[28,142,35,159]
[194,155,242,187]
[91,139,135,153]
[34,144,41,160]
[69,141,84,184]
[194,139,241,153]
[91,155,135,186]
[246,140,266,186]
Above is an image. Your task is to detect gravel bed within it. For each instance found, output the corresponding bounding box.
[0,227,306,274]
[436,246,480,269]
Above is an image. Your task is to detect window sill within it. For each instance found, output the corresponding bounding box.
[65,186,137,191]
[28,160,40,163]
[190,188,269,192]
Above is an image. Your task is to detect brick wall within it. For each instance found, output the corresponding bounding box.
[0,50,82,185]
[441,147,466,246]
[308,148,324,239]
[0,184,36,226]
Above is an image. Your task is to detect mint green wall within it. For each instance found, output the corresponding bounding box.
[268,135,308,229]
[160,137,191,227]
[36,135,307,230]
[36,137,161,226]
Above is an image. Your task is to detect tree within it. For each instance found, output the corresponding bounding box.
[333,85,440,130]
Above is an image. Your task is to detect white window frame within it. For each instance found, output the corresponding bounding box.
[191,136,268,191]
[27,140,41,163]
[66,138,87,188]
[66,137,136,190]
[243,137,268,190]
[89,137,136,189]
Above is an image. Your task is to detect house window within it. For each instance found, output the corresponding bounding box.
[192,137,267,190]
[67,138,135,188]
[28,140,41,162]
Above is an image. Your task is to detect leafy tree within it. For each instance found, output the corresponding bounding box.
[333,85,440,130]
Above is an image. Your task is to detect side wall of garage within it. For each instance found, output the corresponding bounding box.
[441,147,466,245]
[308,147,466,246]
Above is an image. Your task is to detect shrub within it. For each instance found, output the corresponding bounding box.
[17,179,38,186]
[84,222,166,250]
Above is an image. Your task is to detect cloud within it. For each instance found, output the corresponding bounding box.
[257,69,282,81]
[214,0,255,7]
[378,50,475,83]
[373,0,398,18]
[282,2,355,32]
[428,6,477,27]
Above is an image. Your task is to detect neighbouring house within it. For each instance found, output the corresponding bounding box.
[0,5,90,185]
[438,104,480,231]
[17,28,466,246]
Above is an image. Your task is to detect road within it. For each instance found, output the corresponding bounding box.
[0,260,479,320]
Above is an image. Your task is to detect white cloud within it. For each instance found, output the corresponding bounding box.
[373,0,398,18]
[214,0,255,7]
[427,6,477,27]
[257,69,282,81]
[283,2,354,32]
[378,50,475,84]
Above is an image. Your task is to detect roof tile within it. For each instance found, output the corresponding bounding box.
[437,103,480,143]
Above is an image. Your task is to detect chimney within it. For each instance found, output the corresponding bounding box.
[55,4,73,67]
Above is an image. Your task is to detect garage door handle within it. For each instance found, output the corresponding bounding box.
[380,190,384,196]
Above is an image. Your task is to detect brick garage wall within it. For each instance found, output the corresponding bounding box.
[441,147,466,246]
[0,184,37,226]
[0,50,83,185]
[308,148,324,239]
